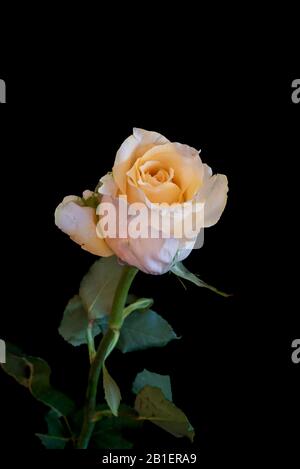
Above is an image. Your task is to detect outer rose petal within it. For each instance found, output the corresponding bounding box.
[124,182,204,241]
[106,234,180,275]
[55,196,113,257]
[98,173,118,197]
[176,238,197,263]
[196,166,229,227]
[97,194,180,275]
[113,128,169,194]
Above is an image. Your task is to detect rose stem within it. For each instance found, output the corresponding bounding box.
[77,265,138,449]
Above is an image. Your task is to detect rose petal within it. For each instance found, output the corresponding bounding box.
[82,190,94,200]
[98,173,118,197]
[113,128,169,194]
[137,180,182,204]
[55,197,113,257]
[97,194,180,274]
[196,170,229,227]
[139,143,203,201]
[176,238,197,262]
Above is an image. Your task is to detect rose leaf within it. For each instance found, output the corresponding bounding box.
[117,309,179,353]
[103,364,121,417]
[1,348,75,416]
[132,369,172,401]
[79,256,124,319]
[135,386,194,442]
[58,295,101,346]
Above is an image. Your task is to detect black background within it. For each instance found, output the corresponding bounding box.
[0,32,299,466]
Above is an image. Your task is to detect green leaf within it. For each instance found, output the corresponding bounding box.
[135,386,194,442]
[117,309,178,353]
[58,295,101,346]
[91,404,141,450]
[40,409,73,449]
[79,256,124,319]
[1,350,75,416]
[132,369,172,401]
[103,365,121,417]
[171,261,231,297]
[36,434,69,449]
[45,410,66,436]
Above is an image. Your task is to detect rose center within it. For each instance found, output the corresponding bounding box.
[151,168,168,182]
[139,160,175,187]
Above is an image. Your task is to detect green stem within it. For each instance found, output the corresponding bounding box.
[77,265,138,449]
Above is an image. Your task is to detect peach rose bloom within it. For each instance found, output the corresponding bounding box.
[55,129,228,274]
